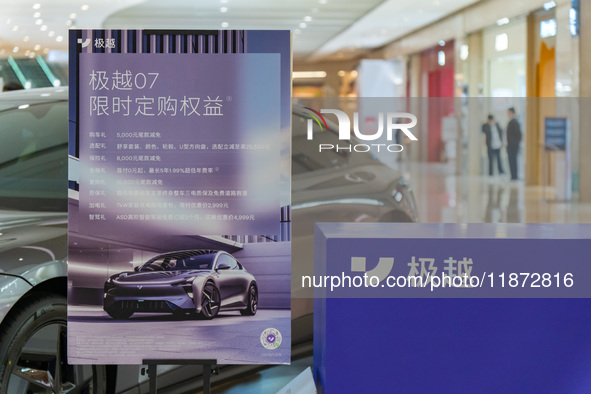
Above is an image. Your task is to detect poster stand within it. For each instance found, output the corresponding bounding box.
[142,359,218,394]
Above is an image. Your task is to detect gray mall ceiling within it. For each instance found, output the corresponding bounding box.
[103,0,480,62]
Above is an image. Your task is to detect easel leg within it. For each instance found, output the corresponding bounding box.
[203,363,211,394]
[148,364,157,394]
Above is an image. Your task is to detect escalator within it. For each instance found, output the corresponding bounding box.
[0,56,67,90]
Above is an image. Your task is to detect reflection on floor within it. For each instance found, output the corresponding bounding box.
[198,356,312,394]
[406,162,591,224]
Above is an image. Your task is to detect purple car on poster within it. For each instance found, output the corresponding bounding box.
[103,250,258,320]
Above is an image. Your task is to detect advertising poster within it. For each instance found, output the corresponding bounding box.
[67,30,291,365]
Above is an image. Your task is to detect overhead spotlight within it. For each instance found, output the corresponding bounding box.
[299,22,307,28]
[439,40,445,46]
[34,44,41,50]
[70,13,77,19]
[220,7,228,12]
[23,36,30,41]
[32,3,41,9]
[40,25,47,31]
[48,31,54,37]
[12,25,18,31]
[29,52,35,58]
[221,22,229,28]
[304,16,312,22]
[56,35,64,42]
[337,70,345,77]
[460,44,469,60]
[13,46,19,53]
[35,19,43,25]
[496,17,509,26]
[66,20,72,26]
[33,12,41,18]
[81,5,89,11]
[319,0,327,4]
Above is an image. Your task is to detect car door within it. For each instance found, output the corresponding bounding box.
[215,254,249,308]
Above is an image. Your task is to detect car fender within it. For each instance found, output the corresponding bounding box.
[15,259,67,287]
[0,274,33,324]
[191,274,218,313]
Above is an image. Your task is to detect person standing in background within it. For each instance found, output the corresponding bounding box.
[482,114,504,176]
[506,107,522,181]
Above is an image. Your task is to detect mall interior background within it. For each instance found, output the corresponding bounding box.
[2,0,588,225]
[1,0,590,392]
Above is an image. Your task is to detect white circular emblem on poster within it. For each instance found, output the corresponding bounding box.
[260,328,282,350]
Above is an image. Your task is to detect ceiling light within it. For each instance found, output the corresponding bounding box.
[350,70,358,77]
[221,22,229,28]
[299,22,307,28]
[33,12,41,18]
[18,105,29,110]
[34,44,41,50]
[220,7,228,12]
[221,0,228,3]
[496,17,509,26]
[56,36,64,42]
[70,13,77,19]
[6,18,11,24]
[32,3,41,9]
[43,48,49,54]
[25,50,30,56]
[13,46,19,53]
[304,16,312,22]
[24,81,32,89]
[35,19,43,25]
[66,20,72,26]
[439,40,445,46]
[81,5,89,11]
[543,1,556,10]
[338,70,345,77]
[437,51,446,66]
[40,25,47,31]
[53,79,61,87]
[29,52,36,58]
[319,0,327,4]
[495,33,508,51]
[23,36,30,41]
[48,31,55,37]
[292,71,327,79]
[12,25,18,31]
[460,44,469,60]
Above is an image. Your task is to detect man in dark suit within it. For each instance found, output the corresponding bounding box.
[482,114,504,176]
[506,107,522,180]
